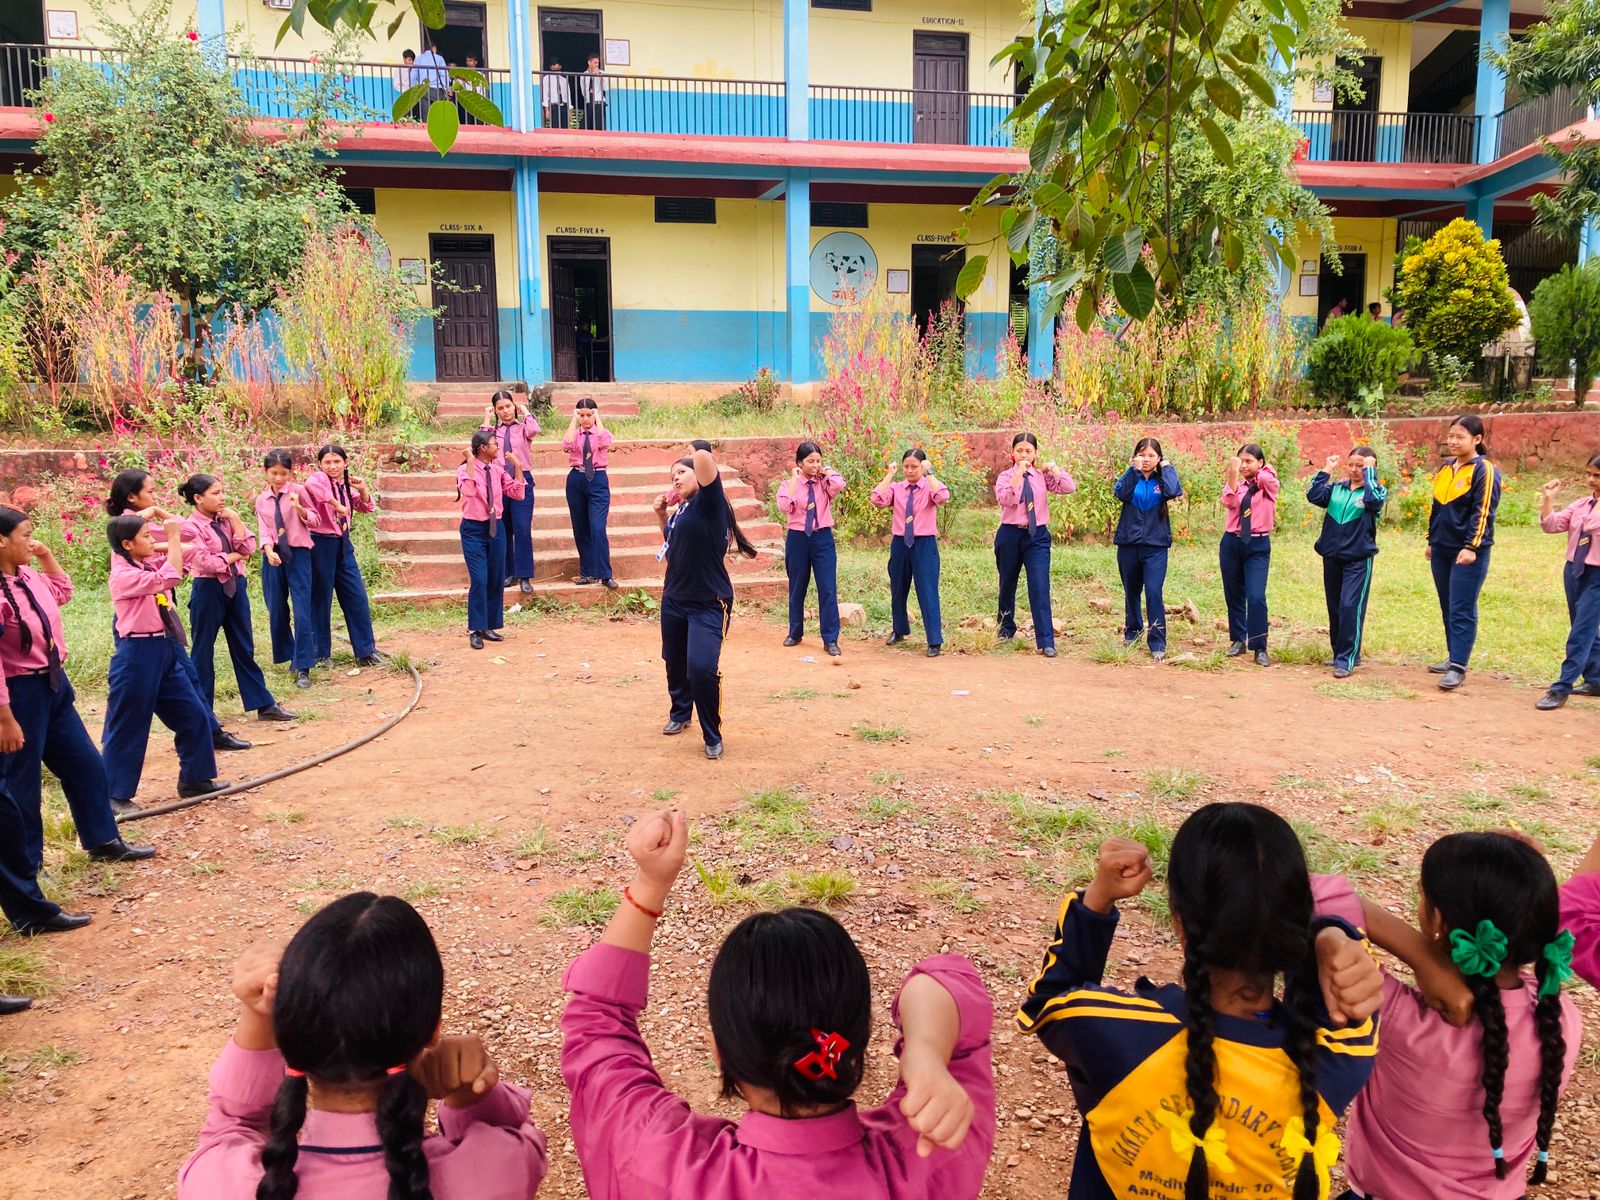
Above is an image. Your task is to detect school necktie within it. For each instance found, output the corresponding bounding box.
[272,492,292,563]
[1238,482,1256,539]
[903,485,916,548]
[11,573,63,692]
[500,423,514,467]
[582,430,595,481]
[1021,470,1038,535]
[334,482,350,533]
[484,464,499,540]
[212,517,239,599]
[148,566,188,646]
[1569,498,1597,584]
[805,480,817,536]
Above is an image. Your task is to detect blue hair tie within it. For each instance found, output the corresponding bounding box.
[1492,1147,1504,1160]
[1537,1150,1549,1164]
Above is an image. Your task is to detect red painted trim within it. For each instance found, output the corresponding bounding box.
[1295,161,1472,190]
[1341,3,1542,29]
[536,174,779,197]
[811,182,990,204]
[336,165,513,190]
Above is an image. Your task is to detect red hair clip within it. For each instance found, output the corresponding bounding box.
[284,1067,306,1078]
[793,1029,850,1081]
[385,1064,408,1076]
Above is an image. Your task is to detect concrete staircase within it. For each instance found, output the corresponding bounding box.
[370,440,788,607]
[419,381,642,423]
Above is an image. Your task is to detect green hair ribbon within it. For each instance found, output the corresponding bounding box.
[1449,919,1508,978]
[1537,929,1576,999]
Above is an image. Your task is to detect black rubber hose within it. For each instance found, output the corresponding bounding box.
[116,657,424,824]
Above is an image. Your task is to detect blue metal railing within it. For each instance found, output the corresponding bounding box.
[1291,109,1479,164]
[1495,84,1588,158]
[810,84,1015,147]
[533,72,785,137]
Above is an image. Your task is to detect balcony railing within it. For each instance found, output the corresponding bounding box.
[534,73,785,137]
[1496,84,1588,158]
[810,85,1015,147]
[1292,109,1480,164]
[0,42,118,106]
[233,54,513,124]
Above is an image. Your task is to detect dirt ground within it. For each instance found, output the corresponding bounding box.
[3,611,1598,1199]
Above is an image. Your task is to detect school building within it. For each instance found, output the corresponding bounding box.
[0,0,1596,387]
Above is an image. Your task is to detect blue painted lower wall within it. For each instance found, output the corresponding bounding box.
[613,310,774,381]
[404,308,520,383]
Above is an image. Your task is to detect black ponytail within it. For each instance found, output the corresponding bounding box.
[1284,963,1326,1200]
[1178,949,1219,1199]
[1528,972,1566,1186]
[375,1070,433,1200]
[106,514,148,564]
[254,1074,309,1200]
[0,507,31,654]
[105,469,151,517]
[178,474,218,507]
[1466,973,1511,1177]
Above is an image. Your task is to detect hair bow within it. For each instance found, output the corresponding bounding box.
[1279,1117,1341,1200]
[793,1029,850,1081]
[1538,929,1576,999]
[1153,1107,1236,1173]
[1449,918,1508,978]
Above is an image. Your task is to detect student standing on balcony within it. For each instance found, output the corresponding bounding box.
[455,53,488,125]
[579,53,608,130]
[563,400,618,590]
[543,58,572,129]
[412,40,449,113]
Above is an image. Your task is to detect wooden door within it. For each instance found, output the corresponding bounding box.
[913,33,968,146]
[551,259,578,382]
[1331,55,1381,162]
[430,235,500,382]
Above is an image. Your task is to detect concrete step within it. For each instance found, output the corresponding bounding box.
[375,484,770,525]
[376,511,784,543]
[378,444,715,482]
[376,534,780,576]
[376,466,754,505]
[379,547,781,590]
[434,397,642,420]
[371,572,790,609]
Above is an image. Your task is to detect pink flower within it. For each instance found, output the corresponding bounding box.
[186,29,199,41]
[64,531,73,542]
[42,112,54,123]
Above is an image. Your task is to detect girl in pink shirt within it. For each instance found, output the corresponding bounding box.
[1559,829,1600,989]
[562,809,996,1200]
[482,390,542,594]
[457,430,529,650]
[1317,832,1581,1199]
[180,892,547,1200]
[1534,453,1600,710]
[993,432,1075,657]
[1219,443,1279,667]
[303,444,383,668]
[562,399,618,589]
[257,450,318,689]
[775,440,846,655]
[869,448,952,656]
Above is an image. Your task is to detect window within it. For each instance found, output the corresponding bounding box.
[811,202,868,228]
[812,0,871,10]
[654,197,717,224]
[342,187,377,215]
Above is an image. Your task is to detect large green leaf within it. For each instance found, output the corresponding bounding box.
[426,99,459,154]
[456,90,502,126]
[1204,77,1244,120]
[955,254,990,300]
[392,83,427,122]
[1198,116,1235,167]
[1112,261,1156,318]
[1102,227,1144,273]
[416,0,447,26]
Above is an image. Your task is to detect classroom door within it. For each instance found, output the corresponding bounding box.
[548,237,613,383]
[1317,254,1367,327]
[913,33,968,146]
[430,235,500,382]
[911,244,965,339]
[0,2,45,107]
[539,7,601,77]
[424,2,488,67]
[1330,55,1381,162]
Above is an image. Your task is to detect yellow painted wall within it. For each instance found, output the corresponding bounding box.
[228,0,511,67]
[1284,216,1398,320]
[810,200,1006,314]
[43,4,196,45]
[1295,17,1411,111]
[372,188,519,308]
[813,0,1023,93]
[533,0,783,79]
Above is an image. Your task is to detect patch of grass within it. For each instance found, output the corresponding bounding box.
[1294,820,1392,879]
[1005,795,1100,846]
[860,794,915,823]
[292,874,360,893]
[265,809,307,825]
[1586,755,1600,771]
[1505,780,1551,803]
[25,1045,81,1069]
[919,879,987,914]
[1274,772,1328,792]
[1025,713,1045,727]
[1362,802,1421,836]
[1454,790,1506,813]
[1102,748,1124,758]
[542,886,620,927]
[40,852,122,905]
[692,860,787,909]
[429,822,490,846]
[400,880,441,901]
[770,687,819,701]
[1146,769,1208,803]
[853,723,909,744]
[568,846,603,864]
[1167,650,1226,672]
[722,785,817,847]
[187,860,226,876]
[1314,678,1418,701]
[1511,818,1581,854]
[651,788,680,802]
[870,770,903,785]
[1272,640,1335,666]
[511,828,550,860]
[386,815,423,830]
[788,870,856,907]
[0,943,52,996]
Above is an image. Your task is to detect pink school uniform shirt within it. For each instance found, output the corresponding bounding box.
[1221,465,1280,535]
[1314,875,1581,1200]
[481,415,542,475]
[994,465,1076,527]
[869,477,951,538]
[109,555,184,636]
[1541,495,1600,566]
[776,470,846,532]
[302,470,375,537]
[181,513,257,584]
[560,944,996,1200]
[177,1039,548,1200]
[255,484,315,553]
[562,426,613,470]
[457,459,527,522]
[1560,871,1600,988]
[0,566,72,705]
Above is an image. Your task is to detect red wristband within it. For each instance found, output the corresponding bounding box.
[624,887,662,919]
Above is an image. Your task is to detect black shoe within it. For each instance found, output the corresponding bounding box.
[1439,667,1466,691]
[356,653,387,667]
[483,629,505,642]
[997,632,1016,642]
[294,670,312,689]
[705,741,724,760]
[886,634,907,646]
[0,995,32,1015]
[256,703,296,722]
[177,778,229,799]
[663,719,688,735]
[1576,682,1600,697]
[1041,646,1058,658]
[926,645,942,658]
[574,575,595,585]
[520,579,533,594]
[469,631,485,650]
[824,642,841,657]
[1253,650,1271,667]
[1332,665,1352,679]
[1427,660,1451,674]
[1536,690,1568,711]
[1226,641,1246,657]
[110,797,141,816]
[783,635,801,647]
[213,730,252,752]
[88,837,156,863]
[17,911,91,936]
[601,578,620,591]
[317,657,333,669]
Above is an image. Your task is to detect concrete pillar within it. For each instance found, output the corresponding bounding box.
[1027,285,1053,379]
[513,162,547,383]
[784,0,808,140]
[507,0,532,132]
[785,172,812,382]
[1467,193,1495,239]
[196,0,226,65]
[1474,0,1511,163]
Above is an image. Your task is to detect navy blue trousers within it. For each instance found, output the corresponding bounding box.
[461,519,508,632]
[261,551,316,671]
[1117,543,1169,652]
[662,597,729,746]
[1430,543,1492,670]
[1219,533,1272,651]
[786,528,840,643]
[0,784,58,929]
[1323,555,1376,672]
[189,577,275,713]
[1553,562,1600,693]
[995,524,1054,648]
[102,636,219,800]
[0,675,119,866]
[118,620,224,733]
[888,535,943,647]
[505,472,536,580]
[566,469,613,581]
[310,531,377,660]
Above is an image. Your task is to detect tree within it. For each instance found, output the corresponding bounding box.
[1389,219,1521,366]
[1497,0,1600,237]
[1528,261,1600,406]
[2,3,355,368]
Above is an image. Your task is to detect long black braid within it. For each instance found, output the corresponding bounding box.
[254,1073,309,1200]
[0,572,31,654]
[1179,947,1219,1199]
[375,1071,433,1200]
[1284,953,1327,1200]
[1465,973,1511,1177]
[1528,960,1568,1186]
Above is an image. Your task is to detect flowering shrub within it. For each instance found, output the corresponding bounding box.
[1390,219,1519,366]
